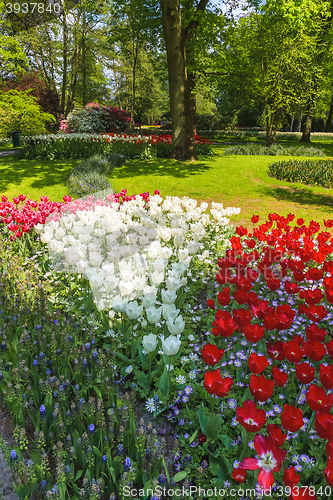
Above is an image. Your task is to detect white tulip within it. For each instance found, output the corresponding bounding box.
[146,306,162,324]
[161,289,177,305]
[165,276,182,291]
[161,334,181,356]
[160,246,173,259]
[111,295,128,313]
[142,333,158,352]
[162,304,180,322]
[142,293,157,309]
[150,271,164,285]
[123,300,143,320]
[166,315,185,335]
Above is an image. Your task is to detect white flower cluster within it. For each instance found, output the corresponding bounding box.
[38,193,240,311]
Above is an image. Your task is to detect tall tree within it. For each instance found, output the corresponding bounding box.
[160,0,209,160]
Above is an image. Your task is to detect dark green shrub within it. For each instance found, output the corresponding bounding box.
[67,170,112,197]
[196,113,231,131]
[223,144,325,157]
[268,159,333,188]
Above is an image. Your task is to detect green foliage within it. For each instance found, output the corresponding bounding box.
[268,158,333,187]
[66,170,112,197]
[196,113,231,131]
[74,153,126,176]
[223,144,325,157]
[0,89,55,137]
[0,34,29,79]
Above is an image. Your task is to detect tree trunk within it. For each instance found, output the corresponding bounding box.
[300,103,313,142]
[325,94,333,132]
[131,36,139,126]
[60,10,68,115]
[160,0,197,160]
[290,114,294,132]
[81,6,87,107]
[298,110,303,132]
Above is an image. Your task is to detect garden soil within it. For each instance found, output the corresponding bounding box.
[0,406,19,500]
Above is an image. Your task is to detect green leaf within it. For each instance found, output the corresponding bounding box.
[115,352,131,365]
[173,471,187,482]
[198,403,207,435]
[30,449,41,465]
[220,434,232,449]
[135,369,150,390]
[205,415,223,439]
[161,456,170,484]
[158,368,170,398]
[74,469,83,482]
[189,430,198,444]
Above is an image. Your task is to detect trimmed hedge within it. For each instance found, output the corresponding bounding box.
[268,159,333,188]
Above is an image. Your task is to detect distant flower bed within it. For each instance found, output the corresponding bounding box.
[18,133,213,160]
[268,159,333,188]
[223,144,325,157]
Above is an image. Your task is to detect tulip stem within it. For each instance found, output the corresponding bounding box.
[239,430,250,461]
[301,411,315,447]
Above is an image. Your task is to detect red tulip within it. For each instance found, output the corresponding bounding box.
[306,268,323,281]
[284,281,300,295]
[324,458,333,487]
[326,339,333,359]
[198,431,207,444]
[217,288,230,306]
[315,411,333,440]
[320,364,333,390]
[243,323,265,343]
[283,466,300,487]
[295,363,315,384]
[271,366,288,387]
[303,340,327,361]
[306,324,327,342]
[248,353,269,374]
[239,433,287,490]
[249,374,274,402]
[326,440,333,458]
[289,487,318,500]
[212,310,236,337]
[267,341,285,361]
[231,467,246,483]
[306,384,333,412]
[236,399,267,432]
[281,404,304,433]
[201,344,224,366]
[203,370,233,398]
[251,215,259,223]
[283,341,304,363]
[234,289,249,305]
[233,308,253,327]
[251,300,272,319]
[299,288,324,305]
[267,424,287,447]
[206,299,215,309]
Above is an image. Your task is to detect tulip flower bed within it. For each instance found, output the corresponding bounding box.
[1,191,333,500]
[268,159,333,188]
[18,133,213,160]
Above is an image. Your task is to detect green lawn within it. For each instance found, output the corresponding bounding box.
[1,145,333,227]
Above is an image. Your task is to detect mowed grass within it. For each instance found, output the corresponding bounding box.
[0,144,333,227]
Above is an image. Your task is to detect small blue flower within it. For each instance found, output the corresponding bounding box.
[40,480,47,488]
[83,359,88,366]
[33,359,38,366]
[124,457,131,468]
[102,455,107,463]
[85,343,91,351]
[93,351,98,358]
[54,319,58,325]
[10,450,18,461]
[88,424,95,433]
[40,404,46,415]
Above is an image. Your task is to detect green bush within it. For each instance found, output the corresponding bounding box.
[268,159,333,188]
[0,89,55,137]
[66,103,130,134]
[223,143,325,156]
[74,153,126,175]
[67,170,112,197]
[196,113,231,131]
